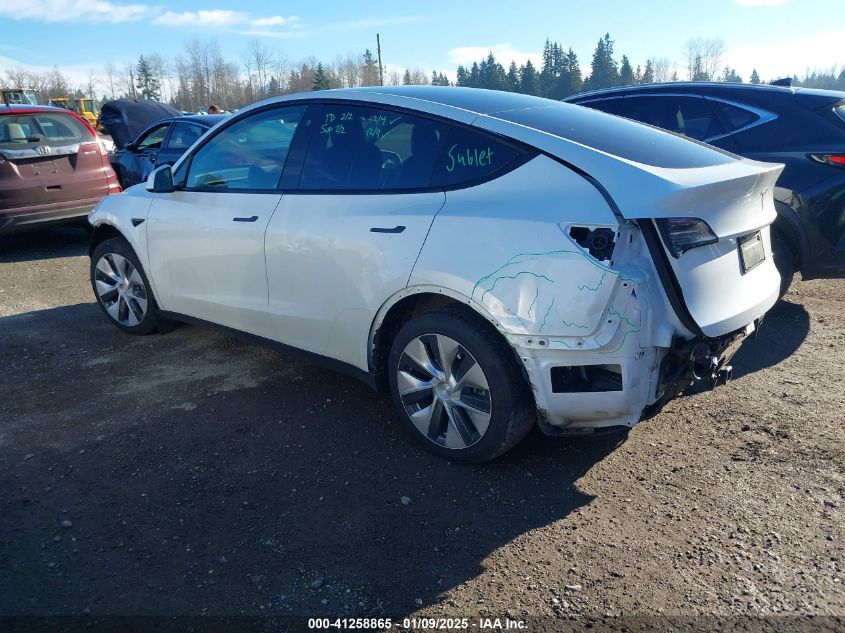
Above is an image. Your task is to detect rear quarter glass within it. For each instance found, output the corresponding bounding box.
[835,104,845,125]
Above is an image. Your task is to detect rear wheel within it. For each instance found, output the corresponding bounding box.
[90,237,159,334]
[388,309,535,463]
[770,228,796,298]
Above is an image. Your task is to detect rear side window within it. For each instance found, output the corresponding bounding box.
[166,122,204,149]
[498,103,736,168]
[835,104,845,124]
[0,113,91,150]
[186,105,306,191]
[708,100,760,133]
[617,95,724,141]
[431,126,525,188]
[299,105,447,190]
[577,98,623,116]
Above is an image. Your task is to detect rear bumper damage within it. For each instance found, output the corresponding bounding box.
[523,322,757,436]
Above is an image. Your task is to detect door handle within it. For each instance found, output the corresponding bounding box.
[370,225,406,234]
[233,215,259,222]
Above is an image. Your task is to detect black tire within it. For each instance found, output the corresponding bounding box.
[387,308,536,463]
[770,228,796,298]
[90,237,160,335]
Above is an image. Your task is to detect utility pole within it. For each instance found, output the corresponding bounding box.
[376,34,384,86]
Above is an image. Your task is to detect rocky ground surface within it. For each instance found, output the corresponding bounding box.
[0,225,843,630]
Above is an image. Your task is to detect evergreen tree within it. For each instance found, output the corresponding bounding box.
[402,69,412,85]
[722,67,742,83]
[691,55,708,81]
[506,61,519,92]
[456,66,468,86]
[361,49,379,86]
[431,71,450,86]
[634,65,642,84]
[619,54,634,86]
[564,48,582,95]
[468,62,481,87]
[312,63,330,91]
[642,59,655,84]
[135,55,160,100]
[587,33,619,90]
[750,69,761,84]
[520,60,539,95]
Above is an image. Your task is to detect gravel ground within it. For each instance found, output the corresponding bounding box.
[0,225,843,630]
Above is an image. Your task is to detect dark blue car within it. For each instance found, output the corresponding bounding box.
[566,82,845,295]
[111,114,227,189]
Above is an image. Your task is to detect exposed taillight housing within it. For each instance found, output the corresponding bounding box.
[809,153,845,169]
[656,218,718,258]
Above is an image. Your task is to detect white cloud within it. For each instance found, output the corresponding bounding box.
[0,54,112,91]
[239,30,306,40]
[251,15,299,27]
[733,0,790,5]
[152,9,248,27]
[449,44,541,69]
[331,16,423,30]
[0,0,152,23]
[723,29,845,81]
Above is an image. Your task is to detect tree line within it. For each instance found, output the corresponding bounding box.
[2,33,845,111]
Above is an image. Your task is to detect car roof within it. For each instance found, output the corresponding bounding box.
[252,86,568,119]
[178,113,227,126]
[566,81,845,101]
[0,104,81,114]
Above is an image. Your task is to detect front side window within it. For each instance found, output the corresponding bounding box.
[166,122,204,150]
[185,105,306,191]
[299,105,447,190]
[136,124,169,150]
[430,125,524,188]
[618,95,724,141]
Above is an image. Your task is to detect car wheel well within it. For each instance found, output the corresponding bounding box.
[772,204,802,269]
[89,224,126,256]
[372,293,510,391]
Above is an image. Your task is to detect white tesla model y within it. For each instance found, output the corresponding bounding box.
[88,86,782,462]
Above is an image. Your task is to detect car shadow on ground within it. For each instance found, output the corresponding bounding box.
[0,224,90,264]
[0,302,625,617]
[729,298,810,380]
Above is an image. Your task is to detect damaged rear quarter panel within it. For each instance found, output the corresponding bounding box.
[409,155,634,343]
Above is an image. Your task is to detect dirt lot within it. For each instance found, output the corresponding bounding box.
[0,225,843,629]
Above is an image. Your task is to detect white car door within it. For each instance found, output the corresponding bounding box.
[265,103,448,368]
[146,105,308,337]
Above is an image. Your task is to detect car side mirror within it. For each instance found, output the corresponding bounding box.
[125,141,138,152]
[146,165,174,193]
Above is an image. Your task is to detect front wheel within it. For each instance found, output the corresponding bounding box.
[388,309,535,463]
[90,237,159,334]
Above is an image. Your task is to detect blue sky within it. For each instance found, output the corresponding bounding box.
[0,0,843,91]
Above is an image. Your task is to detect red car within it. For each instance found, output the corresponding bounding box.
[0,104,121,233]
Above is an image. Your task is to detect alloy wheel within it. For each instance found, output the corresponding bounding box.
[94,252,148,327]
[396,333,492,449]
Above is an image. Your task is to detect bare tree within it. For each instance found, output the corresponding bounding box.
[5,68,32,89]
[85,70,98,100]
[684,37,724,81]
[103,62,117,100]
[246,40,272,97]
[651,57,673,83]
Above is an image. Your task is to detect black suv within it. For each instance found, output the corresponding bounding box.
[566,83,845,294]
